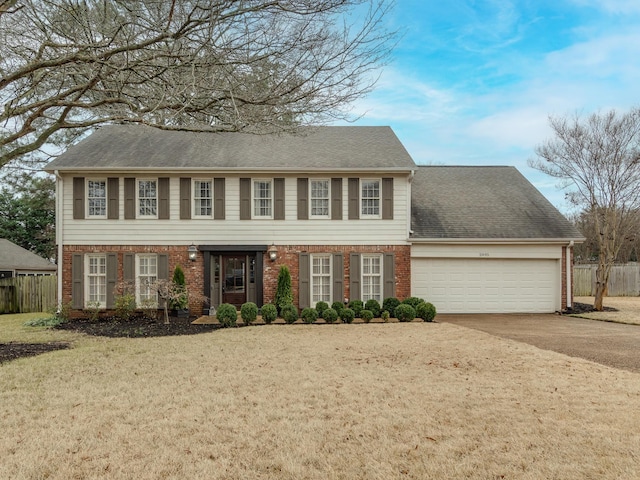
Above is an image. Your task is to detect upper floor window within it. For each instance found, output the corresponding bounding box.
[87,179,107,218]
[361,179,380,217]
[138,179,157,217]
[193,179,212,217]
[85,254,106,307]
[362,254,382,302]
[253,179,272,218]
[310,179,330,218]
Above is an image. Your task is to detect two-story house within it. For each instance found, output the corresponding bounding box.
[45,124,583,316]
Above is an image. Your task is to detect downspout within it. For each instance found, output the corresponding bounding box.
[54,170,63,311]
[566,240,574,310]
[407,169,415,240]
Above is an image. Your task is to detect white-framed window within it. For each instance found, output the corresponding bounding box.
[137,179,157,218]
[136,254,157,305]
[193,179,213,217]
[253,179,272,218]
[87,179,107,218]
[85,254,107,307]
[362,254,382,302]
[361,179,381,217]
[311,254,332,305]
[310,179,330,218]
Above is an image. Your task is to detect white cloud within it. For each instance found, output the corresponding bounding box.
[569,0,640,14]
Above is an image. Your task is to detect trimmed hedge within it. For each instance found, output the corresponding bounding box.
[395,304,416,322]
[383,297,400,318]
[261,304,277,324]
[240,302,258,325]
[281,304,299,324]
[301,307,318,324]
[416,302,437,322]
[323,308,338,323]
[216,303,237,327]
[361,309,374,323]
[340,307,355,324]
[364,299,381,317]
[315,301,329,318]
[348,300,363,317]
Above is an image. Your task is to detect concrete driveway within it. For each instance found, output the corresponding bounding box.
[439,313,640,373]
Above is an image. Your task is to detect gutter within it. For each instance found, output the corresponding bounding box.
[408,237,586,245]
[54,170,63,310]
[567,240,574,309]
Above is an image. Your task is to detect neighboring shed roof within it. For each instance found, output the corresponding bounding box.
[45,125,416,171]
[411,166,584,240]
[0,239,56,271]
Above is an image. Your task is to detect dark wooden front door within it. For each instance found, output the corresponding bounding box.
[222,255,246,307]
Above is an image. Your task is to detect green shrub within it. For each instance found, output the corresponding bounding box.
[383,297,400,318]
[416,302,437,322]
[83,301,102,322]
[114,293,136,321]
[261,303,277,324]
[241,302,258,325]
[315,301,329,317]
[361,309,374,323]
[323,307,338,323]
[301,307,318,324]
[395,304,416,322]
[364,299,381,317]
[331,301,344,314]
[402,297,425,309]
[216,303,237,327]
[282,304,298,324]
[340,307,355,324]
[381,310,390,322]
[139,298,158,320]
[348,300,364,317]
[169,264,188,310]
[23,316,64,327]
[275,265,293,313]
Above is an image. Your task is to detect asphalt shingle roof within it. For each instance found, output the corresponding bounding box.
[0,239,56,271]
[410,166,584,240]
[45,125,416,171]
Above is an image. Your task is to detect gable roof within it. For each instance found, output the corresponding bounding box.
[411,166,584,240]
[0,239,56,271]
[45,125,416,172]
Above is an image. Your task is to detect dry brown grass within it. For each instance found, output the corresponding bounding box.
[574,296,640,325]
[1,313,639,479]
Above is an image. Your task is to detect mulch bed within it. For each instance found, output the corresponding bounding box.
[564,302,618,314]
[0,342,71,364]
[54,315,221,338]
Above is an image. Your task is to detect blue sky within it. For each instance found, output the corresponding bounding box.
[342,0,640,212]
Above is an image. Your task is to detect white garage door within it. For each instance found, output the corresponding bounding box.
[411,258,560,313]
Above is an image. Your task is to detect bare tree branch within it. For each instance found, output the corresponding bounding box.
[1,0,397,168]
[529,108,640,310]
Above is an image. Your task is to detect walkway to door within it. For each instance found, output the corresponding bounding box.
[439,313,640,373]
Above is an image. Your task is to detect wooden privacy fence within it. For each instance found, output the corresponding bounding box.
[0,276,57,314]
[573,264,640,297]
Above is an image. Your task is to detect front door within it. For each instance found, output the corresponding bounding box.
[222,255,246,307]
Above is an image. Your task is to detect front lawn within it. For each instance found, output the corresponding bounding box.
[1,314,638,479]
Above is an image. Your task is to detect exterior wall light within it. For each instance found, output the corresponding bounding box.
[268,244,277,262]
[188,243,198,262]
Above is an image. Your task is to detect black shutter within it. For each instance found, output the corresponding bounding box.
[331,178,342,220]
[180,178,191,219]
[297,178,308,220]
[382,178,394,220]
[158,178,170,219]
[124,178,136,219]
[72,253,83,309]
[274,178,285,220]
[73,177,85,220]
[239,178,251,220]
[106,253,118,308]
[349,253,361,301]
[332,253,344,303]
[214,178,225,219]
[299,252,310,309]
[348,178,359,220]
[107,178,119,220]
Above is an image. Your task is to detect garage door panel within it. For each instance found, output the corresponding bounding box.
[411,258,560,313]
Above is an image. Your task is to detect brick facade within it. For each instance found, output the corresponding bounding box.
[62,244,411,317]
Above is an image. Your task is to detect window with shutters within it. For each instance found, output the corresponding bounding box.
[193,179,213,217]
[311,254,332,305]
[85,254,107,307]
[310,179,330,218]
[362,254,382,302]
[137,179,157,217]
[136,254,157,304]
[361,179,381,217]
[253,179,272,218]
[87,179,107,218]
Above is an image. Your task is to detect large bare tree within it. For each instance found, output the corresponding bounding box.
[0,0,396,169]
[530,109,640,310]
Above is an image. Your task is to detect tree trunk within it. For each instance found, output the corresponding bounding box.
[593,262,610,311]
